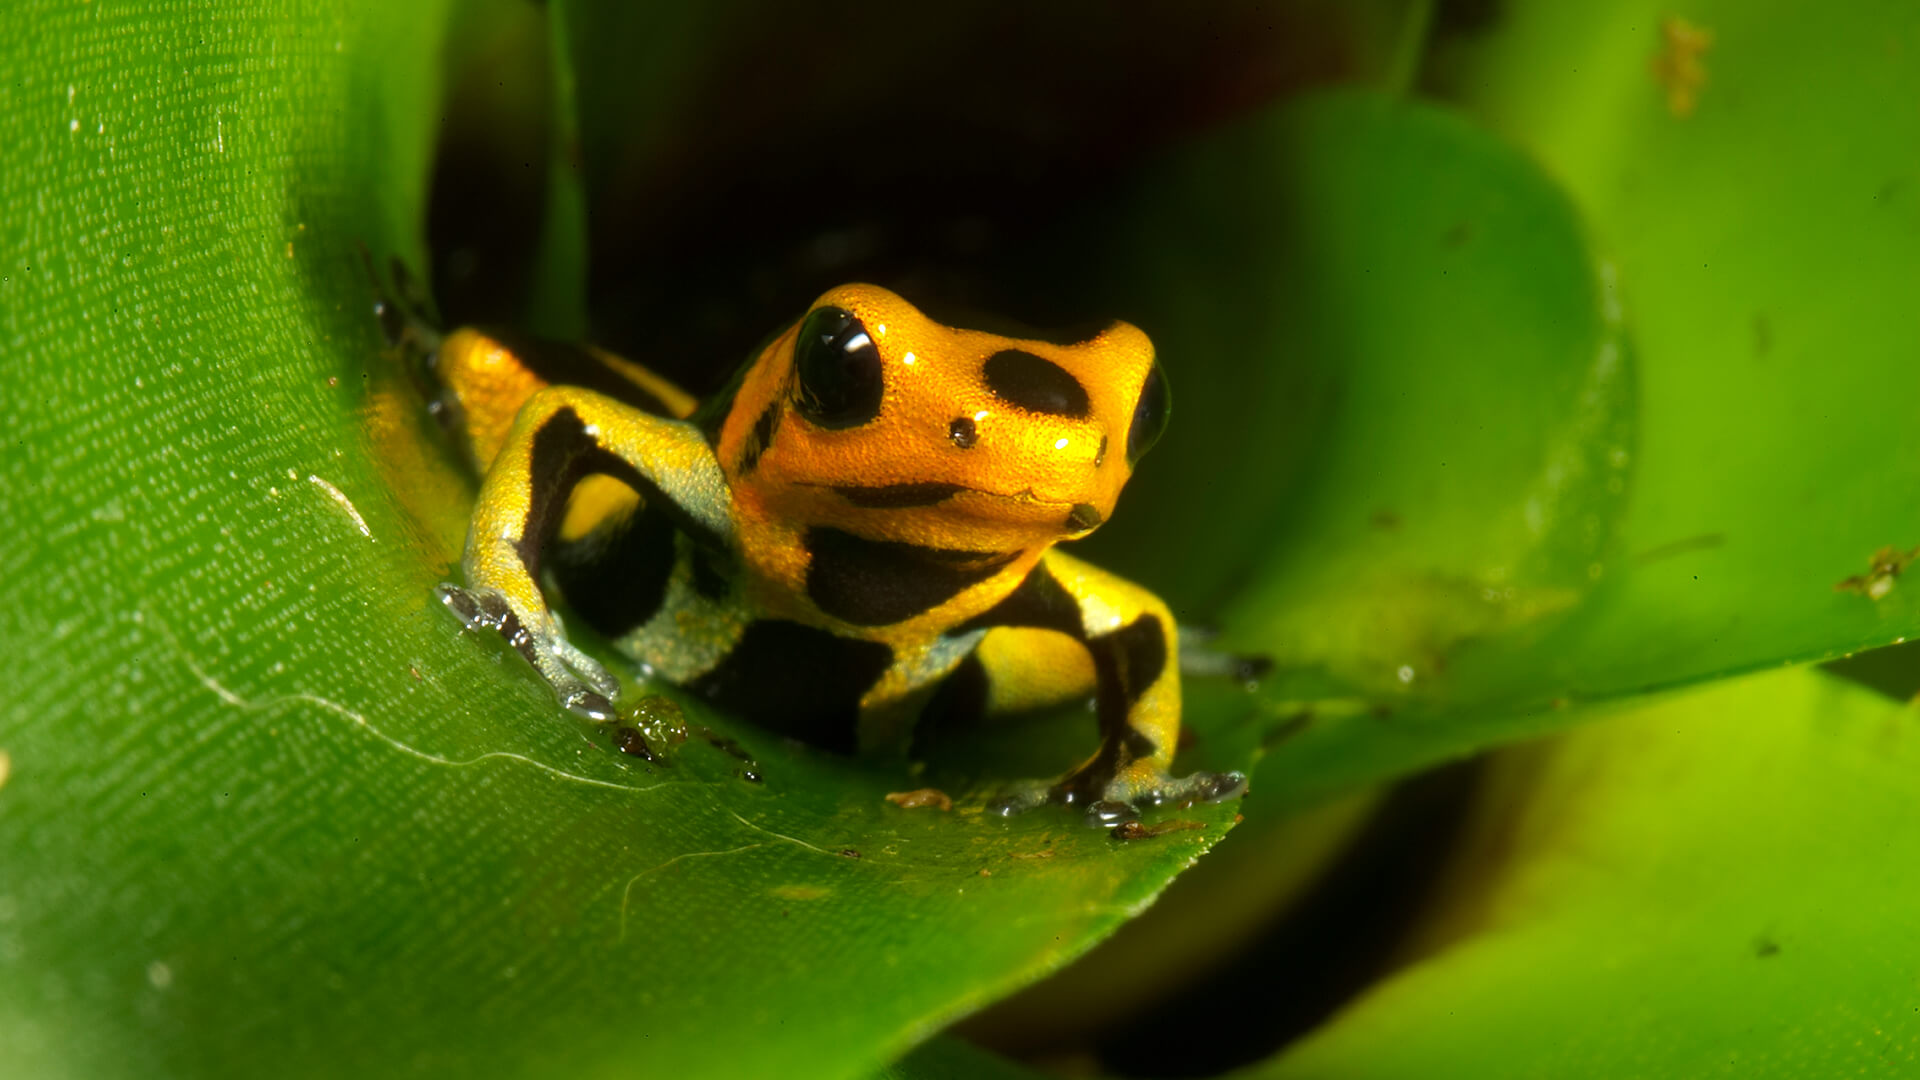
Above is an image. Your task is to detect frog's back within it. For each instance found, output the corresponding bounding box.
[433,326,700,472]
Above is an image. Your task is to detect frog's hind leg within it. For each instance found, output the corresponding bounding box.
[958,551,1247,825]
[442,385,733,726]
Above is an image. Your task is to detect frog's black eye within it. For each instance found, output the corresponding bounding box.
[793,306,884,429]
[1126,363,1170,465]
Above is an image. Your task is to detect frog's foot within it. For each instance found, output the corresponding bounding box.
[359,246,443,353]
[990,763,1247,827]
[435,583,621,722]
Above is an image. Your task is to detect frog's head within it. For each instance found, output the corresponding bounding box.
[718,283,1167,554]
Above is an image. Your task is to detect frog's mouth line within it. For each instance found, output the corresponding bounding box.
[823,481,1103,530]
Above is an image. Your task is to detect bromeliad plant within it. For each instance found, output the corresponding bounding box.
[3,2,1917,1078]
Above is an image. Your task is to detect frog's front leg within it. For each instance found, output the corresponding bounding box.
[967,550,1246,822]
[442,385,733,724]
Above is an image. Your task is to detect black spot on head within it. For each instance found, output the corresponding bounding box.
[984,350,1090,417]
[949,416,977,449]
[1127,363,1170,465]
[794,306,884,429]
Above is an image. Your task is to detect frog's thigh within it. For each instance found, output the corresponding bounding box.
[465,386,731,620]
[974,627,1096,713]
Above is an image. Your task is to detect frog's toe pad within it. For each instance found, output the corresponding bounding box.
[989,767,1248,827]
[435,583,620,723]
[1107,768,1247,810]
[436,582,510,633]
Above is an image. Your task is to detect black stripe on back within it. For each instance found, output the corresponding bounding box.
[685,620,892,754]
[805,527,1016,627]
[479,326,676,417]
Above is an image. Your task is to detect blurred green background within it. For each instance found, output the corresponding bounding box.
[3,1,1918,1077]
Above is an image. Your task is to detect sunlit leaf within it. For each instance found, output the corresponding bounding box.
[1248,666,1920,1078]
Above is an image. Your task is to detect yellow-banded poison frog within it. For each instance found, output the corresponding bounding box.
[399,281,1244,819]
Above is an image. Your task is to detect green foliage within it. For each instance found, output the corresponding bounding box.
[3,1,1917,1078]
[1254,667,1920,1078]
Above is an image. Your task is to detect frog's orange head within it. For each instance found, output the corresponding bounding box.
[717,283,1168,553]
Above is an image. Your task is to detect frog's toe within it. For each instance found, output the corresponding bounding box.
[989,765,1246,827]
[1109,767,1248,809]
[435,582,505,633]
[988,780,1054,818]
[550,634,620,701]
[555,681,618,723]
[436,582,620,722]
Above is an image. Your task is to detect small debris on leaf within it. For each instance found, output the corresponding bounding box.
[613,726,655,761]
[838,848,862,860]
[884,787,954,811]
[1112,819,1205,842]
[1835,545,1920,600]
[1651,16,1714,118]
[632,695,689,748]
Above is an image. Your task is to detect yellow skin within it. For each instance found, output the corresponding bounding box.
[428,283,1243,817]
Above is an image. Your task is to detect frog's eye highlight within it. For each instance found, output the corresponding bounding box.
[983,349,1090,418]
[794,306,884,428]
[1127,363,1170,465]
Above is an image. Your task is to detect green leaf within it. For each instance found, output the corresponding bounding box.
[1016,90,1641,809]
[0,3,1253,1078]
[1420,0,1920,703]
[1247,665,1920,1078]
[1064,91,1632,700]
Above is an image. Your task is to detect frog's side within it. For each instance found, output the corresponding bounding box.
[422,283,1242,815]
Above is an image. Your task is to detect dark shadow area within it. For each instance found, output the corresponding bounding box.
[1822,638,1920,703]
[1088,760,1484,1077]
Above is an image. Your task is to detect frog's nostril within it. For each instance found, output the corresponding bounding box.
[1095,434,1108,468]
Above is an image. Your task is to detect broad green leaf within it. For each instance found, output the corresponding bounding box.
[0,3,1257,1078]
[1245,665,1920,1078]
[1004,91,1646,810]
[1056,91,1632,701]
[1420,0,1920,704]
